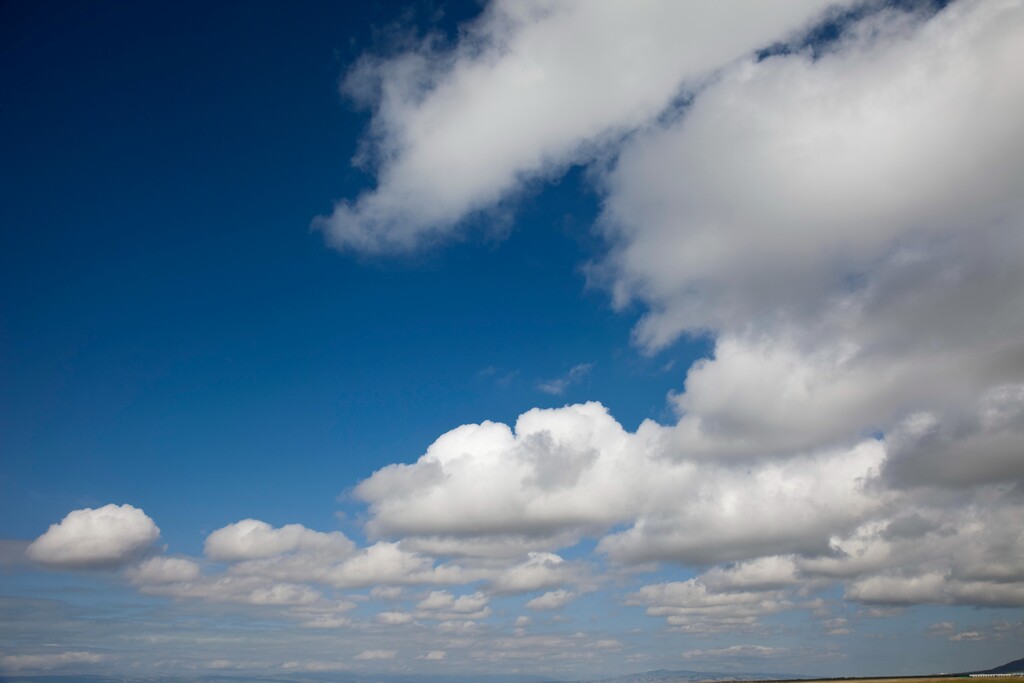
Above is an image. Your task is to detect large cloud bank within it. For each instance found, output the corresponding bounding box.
[343,0,1024,612]
[316,0,855,253]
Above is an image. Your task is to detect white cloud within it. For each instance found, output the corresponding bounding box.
[353,649,397,661]
[290,600,357,629]
[698,556,801,593]
[138,574,322,606]
[298,614,352,629]
[416,590,488,613]
[376,611,415,625]
[357,400,888,568]
[490,552,580,594]
[282,660,350,672]
[949,631,985,642]
[537,363,593,395]
[26,504,160,570]
[225,539,473,589]
[593,0,1024,473]
[525,589,577,611]
[410,590,491,621]
[422,650,447,661]
[600,0,1024,350]
[628,578,795,632]
[126,556,201,584]
[204,519,354,562]
[318,0,853,254]
[0,651,105,672]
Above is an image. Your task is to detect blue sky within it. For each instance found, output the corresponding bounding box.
[2,0,1023,678]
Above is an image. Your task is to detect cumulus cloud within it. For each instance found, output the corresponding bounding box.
[490,552,580,594]
[376,611,415,626]
[317,0,853,254]
[416,590,487,613]
[698,556,802,593]
[357,401,885,567]
[595,0,1024,469]
[525,589,577,611]
[206,521,473,589]
[205,519,355,562]
[27,504,160,570]
[126,556,201,584]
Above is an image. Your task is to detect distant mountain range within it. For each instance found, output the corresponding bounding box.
[963,658,1024,676]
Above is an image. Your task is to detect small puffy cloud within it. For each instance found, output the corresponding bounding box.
[353,649,397,661]
[490,552,577,594]
[421,651,447,661]
[949,631,985,642]
[525,589,577,611]
[204,519,354,562]
[27,504,160,570]
[376,611,415,626]
[325,542,470,588]
[417,590,488,613]
[412,590,490,621]
[126,556,201,584]
[299,614,352,629]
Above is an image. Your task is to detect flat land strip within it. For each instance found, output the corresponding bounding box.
[787,678,1024,683]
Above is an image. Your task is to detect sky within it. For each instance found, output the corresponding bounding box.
[1,0,1023,678]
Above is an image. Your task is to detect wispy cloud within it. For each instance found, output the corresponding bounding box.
[537,363,593,395]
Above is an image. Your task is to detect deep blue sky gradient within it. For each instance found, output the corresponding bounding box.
[0,0,707,554]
